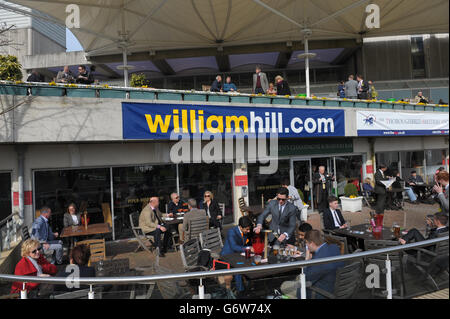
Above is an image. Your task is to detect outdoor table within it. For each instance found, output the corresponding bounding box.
[60,223,112,238]
[162,214,184,226]
[331,224,397,250]
[220,251,304,280]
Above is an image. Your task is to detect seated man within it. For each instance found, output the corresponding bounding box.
[281,178,305,222]
[407,170,425,201]
[75,65,94,84]
[31,206,64,265]
[286,223,313,253]
[254,187,297,245]
[323,196,348,231]
[400,212,448,245]
[220,216,253,293]
[168,192,188,238]
[181,198,208,242]
[281,230,344,299]
[139,197,172,257]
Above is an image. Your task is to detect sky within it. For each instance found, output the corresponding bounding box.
[66,28,83,52]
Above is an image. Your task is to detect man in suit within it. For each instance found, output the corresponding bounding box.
[374,164,389,215]
[181,198,208,242]
[139,197,172,257]
[344,75,358,99]
[323,196,348,231]
[31,206,64,265]
[221,216,253,293]
[433,171,449,215]
[281,178,305,222]
[254,187,297,245]
[252,65,269,94]
[56,65,75,83]
[400,212,448,244]
[356,74,369,99]
[281,230,344,299]
[312,166,334,214]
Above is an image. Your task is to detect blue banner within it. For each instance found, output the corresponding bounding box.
[122,102,345,140]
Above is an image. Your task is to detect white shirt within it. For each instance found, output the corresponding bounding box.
[331,210,341,228]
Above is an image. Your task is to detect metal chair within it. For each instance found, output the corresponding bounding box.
[180,238,209,272]
[308,261,363,299]
[186,217,209,241]
[405,232,449,290]
[199,228,223,259]
[129,212,156,255]
[365,240,407,298]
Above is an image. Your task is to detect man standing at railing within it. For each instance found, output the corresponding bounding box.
[252,65,269,94]
[31,206,64,265]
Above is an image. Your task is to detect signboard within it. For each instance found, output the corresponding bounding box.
[278,138,353,157]
[122,102,345,140]
[357,111,449,136]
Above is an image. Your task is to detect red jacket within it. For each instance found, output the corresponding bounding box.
[11,255,57,293]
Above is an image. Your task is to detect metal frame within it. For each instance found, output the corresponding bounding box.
[1,236,447,300]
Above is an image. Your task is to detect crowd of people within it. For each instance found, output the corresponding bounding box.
[26,65,96,85]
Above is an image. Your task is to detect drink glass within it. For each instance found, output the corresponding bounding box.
[245,247,251,259]
[254,255,262,265]
[273,244,279,256]
[347,220,351,230]
[394,224,401,238]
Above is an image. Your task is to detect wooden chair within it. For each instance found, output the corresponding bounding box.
[52,287,103,299]
[199,228,223,259]
[129,212,155,255]
[324,234,349,255]
[102,203,112,228]
[365,240,407,298]
[307,261,363,299]
[180,238,209,272]
[405,232,449,290]
[76,239,106,266]
[186,217,209,241]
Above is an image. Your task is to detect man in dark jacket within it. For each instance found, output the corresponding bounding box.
[210,75,223,92]
[312,166,334,214]
[76,65,94,84]
[27,69,44,82]
[356,74,369,99]
[374,164,389,215]
[323,196,347,231]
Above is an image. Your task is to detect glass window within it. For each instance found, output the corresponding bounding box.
[34,168,111,233]
[0,172,12,221]
[112,165,177,239]
[401,151,425,180]
[376,151,399,176]
[179,163,234,224]
[248,160,290,206]
[425,149,448,183]
[334,155,364,196]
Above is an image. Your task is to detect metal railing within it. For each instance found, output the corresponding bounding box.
[0,212,20,252]
[0,236,447,299]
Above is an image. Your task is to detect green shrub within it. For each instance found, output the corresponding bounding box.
[130,73,149,87]
[0,55,22,81]
[344,183,358,197]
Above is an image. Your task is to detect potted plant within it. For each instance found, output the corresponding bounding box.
[339,182,363,212]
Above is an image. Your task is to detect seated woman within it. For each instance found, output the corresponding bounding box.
[362,177,374,196]
[63,203,81,227]
[54,244,95,293]
[11,239,57,298]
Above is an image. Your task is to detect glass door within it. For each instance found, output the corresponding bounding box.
[291,159,313,210]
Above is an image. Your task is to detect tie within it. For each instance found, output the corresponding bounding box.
[332,210,341,227]
[153,209,162,225]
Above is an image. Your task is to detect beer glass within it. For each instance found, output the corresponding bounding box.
[273,244,279,256]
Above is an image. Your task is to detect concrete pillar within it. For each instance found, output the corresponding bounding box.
[366,138,376,186]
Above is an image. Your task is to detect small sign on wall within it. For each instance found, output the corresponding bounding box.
[235,175,248,187]
[13,191,33,206]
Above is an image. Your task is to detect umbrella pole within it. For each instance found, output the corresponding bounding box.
[123,48,129,87]
[304,37,310,98]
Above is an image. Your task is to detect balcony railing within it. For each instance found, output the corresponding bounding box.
[0,236,447,299]
[1,81,448,112]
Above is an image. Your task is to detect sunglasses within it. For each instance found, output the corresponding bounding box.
[277,197,287,202]
[204,195,211,197]
[31,247,42,254]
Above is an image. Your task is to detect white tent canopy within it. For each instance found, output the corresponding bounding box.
[5,0,449,56]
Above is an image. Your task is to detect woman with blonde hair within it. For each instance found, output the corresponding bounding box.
[11,239,57,295]
[202,191,223,229]
[63,202,81,228]
[275,75,291,96]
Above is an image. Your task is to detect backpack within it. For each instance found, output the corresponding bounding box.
[197,249,213,269]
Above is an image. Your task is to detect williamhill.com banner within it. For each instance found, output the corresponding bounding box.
[122,102,345,140]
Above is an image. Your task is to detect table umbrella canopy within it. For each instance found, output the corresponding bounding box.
[6,0,449,56]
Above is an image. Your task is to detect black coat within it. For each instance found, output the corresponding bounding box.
[312,172,333,203]
[210,80,222,92]
[323,208,346,230]
[374,170,389,194]
[276,80,291,96]
[203,199,222,228]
